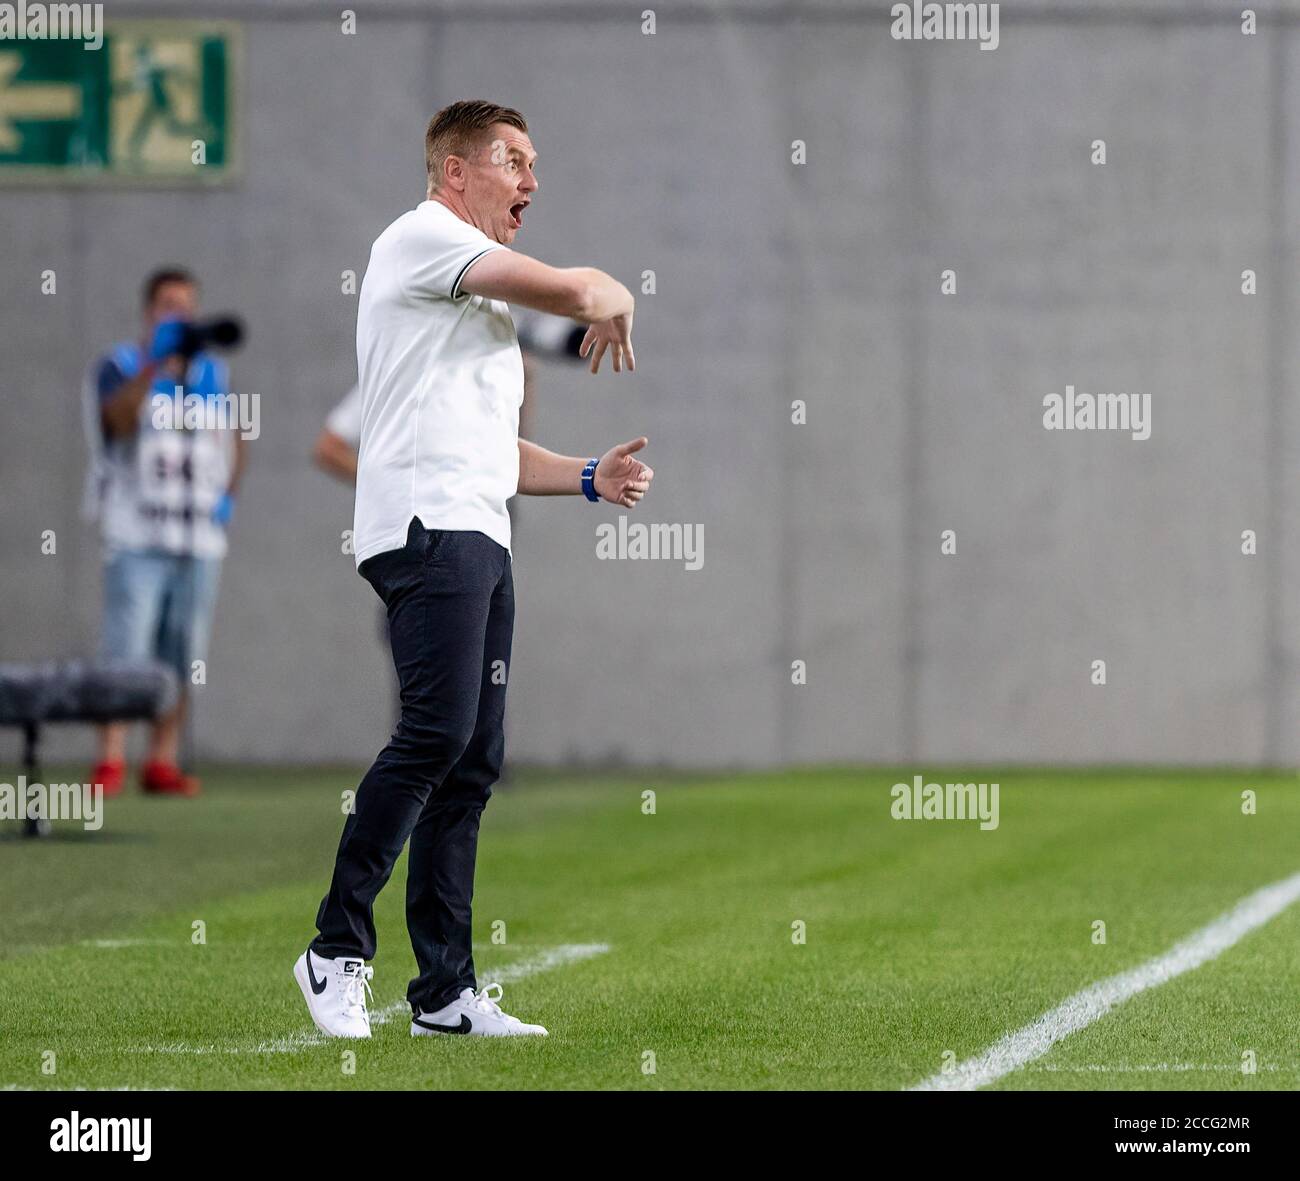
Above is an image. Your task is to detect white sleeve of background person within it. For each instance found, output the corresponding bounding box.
[352,201,524,568]
[324,384,364,450]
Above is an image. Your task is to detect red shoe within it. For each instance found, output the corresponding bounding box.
[140,760,201,798]
[90,760,126,798]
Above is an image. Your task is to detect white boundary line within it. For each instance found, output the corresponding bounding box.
[132,942,611,1056]
[3,1084,176,1091]
[911,870,1300,1092]
[82,938,173,950]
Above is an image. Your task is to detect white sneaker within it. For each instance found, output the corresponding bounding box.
[294,948,373,1039]
[411,982,548,1037]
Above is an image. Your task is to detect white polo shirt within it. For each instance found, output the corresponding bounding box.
[353,200,523,567]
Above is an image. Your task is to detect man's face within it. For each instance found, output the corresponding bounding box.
[146,280,198,329]
[462,123,538,245]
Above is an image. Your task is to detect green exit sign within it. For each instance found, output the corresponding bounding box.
[0,20,239,184]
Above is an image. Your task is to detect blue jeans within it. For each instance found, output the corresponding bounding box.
[100,547,222,684]
[312,518,514,1012]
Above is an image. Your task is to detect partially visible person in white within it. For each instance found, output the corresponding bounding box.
[312,384,364,485]
[296,100,653,1040]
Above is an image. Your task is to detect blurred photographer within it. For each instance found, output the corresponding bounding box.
[82,267,247,798]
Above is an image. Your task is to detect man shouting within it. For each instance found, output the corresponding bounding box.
[296,100,653,1038]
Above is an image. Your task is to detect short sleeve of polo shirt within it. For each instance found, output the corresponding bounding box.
[398,203,507,302]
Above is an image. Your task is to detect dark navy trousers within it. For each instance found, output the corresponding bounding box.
[312,517,514,1012]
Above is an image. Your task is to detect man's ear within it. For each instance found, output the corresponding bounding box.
[442,154,467,192]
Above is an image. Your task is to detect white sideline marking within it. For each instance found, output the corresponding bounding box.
[133,942,611,1057]
[2,1084,176,1091]
[489,943,611,984]
[911,870,1300,1092]
[82,938,172,950]
[1035,1062,1287,1074]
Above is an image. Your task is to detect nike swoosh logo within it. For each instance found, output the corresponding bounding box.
[305,951,328,995]
[412,1013,473,1035]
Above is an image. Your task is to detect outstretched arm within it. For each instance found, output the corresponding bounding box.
[517,437,653,508]
[461,250,635,374]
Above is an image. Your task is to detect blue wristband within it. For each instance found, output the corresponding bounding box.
[581,458,600,502]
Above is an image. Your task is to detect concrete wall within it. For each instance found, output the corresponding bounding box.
[2,2,1296,766]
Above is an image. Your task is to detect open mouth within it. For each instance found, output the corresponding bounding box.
[509,202,527,229]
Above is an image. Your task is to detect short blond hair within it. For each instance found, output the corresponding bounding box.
[425,100,528,190]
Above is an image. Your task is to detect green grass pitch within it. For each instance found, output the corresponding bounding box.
[2,766,1298,1090]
